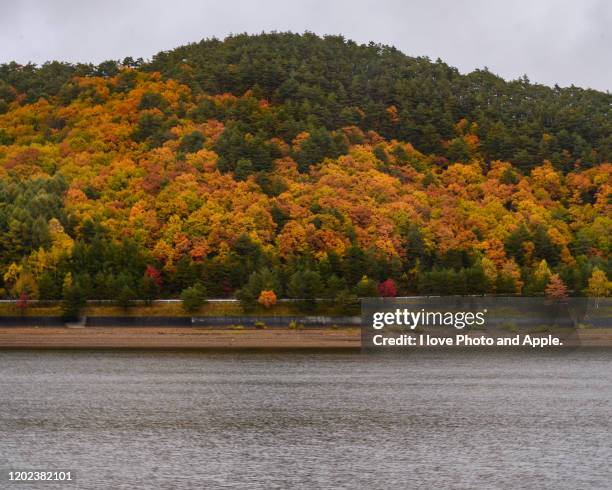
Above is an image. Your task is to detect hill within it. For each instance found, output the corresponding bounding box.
[0,32,609,308]
[3,32,611,171]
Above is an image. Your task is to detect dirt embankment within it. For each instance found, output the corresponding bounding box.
[0,327,361,349]
[0,327,610,350]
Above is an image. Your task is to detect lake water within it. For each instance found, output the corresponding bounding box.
[0,349,611,489]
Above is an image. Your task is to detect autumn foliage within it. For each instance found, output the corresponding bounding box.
[378,279,397,298]
[0,34,609,304]
[545,274,569,301]
[258,290,277,308]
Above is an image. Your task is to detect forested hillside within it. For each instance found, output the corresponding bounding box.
[0,32,610,308]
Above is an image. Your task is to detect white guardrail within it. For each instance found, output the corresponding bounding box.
[0,296,431,304]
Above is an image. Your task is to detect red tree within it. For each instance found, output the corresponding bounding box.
[378,279,397,297]
[545,274,568,302]
[145,265,162,287]
[17,291,29,315]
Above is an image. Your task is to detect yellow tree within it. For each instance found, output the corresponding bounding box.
[586,269,610,300]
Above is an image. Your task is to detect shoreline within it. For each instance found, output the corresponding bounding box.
[0,327,611,350]
[0,327,362,350]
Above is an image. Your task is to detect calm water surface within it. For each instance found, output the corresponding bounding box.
[0,349,610,489]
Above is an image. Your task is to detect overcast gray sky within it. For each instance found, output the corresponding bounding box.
[1,0,610,91]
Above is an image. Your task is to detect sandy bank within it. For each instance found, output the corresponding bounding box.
[0,327,361,350]
[0,327,610,350]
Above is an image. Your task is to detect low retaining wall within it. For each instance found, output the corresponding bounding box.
[0,315,361,327]
[0,316,65,327]
[0,314,607,328]
[86,316,192,327]
[191,316,361,326]
[86,316,360,327]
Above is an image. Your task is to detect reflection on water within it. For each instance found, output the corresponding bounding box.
[0,350,611,489]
